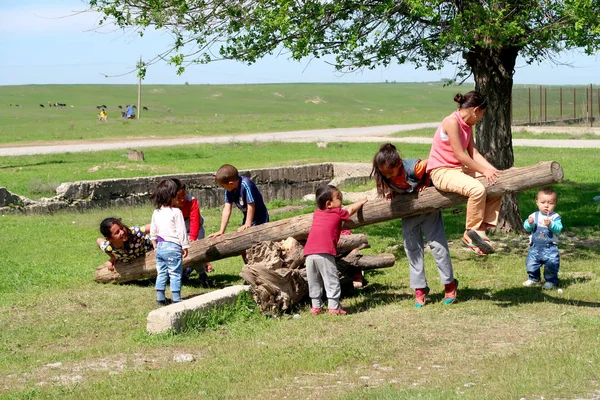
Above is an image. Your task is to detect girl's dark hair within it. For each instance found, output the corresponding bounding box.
[171,178,186,191]
[454,90,487,110]
[315,184,342,210]
[99,217,129,238]
[151,179,179,209]
[370,143,402,197]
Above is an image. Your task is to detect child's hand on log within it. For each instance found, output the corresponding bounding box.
[483,168,499,185]
[105,259,117,272]
[182,248,188,258]
[418,174,432,192]
[237,225,251,233]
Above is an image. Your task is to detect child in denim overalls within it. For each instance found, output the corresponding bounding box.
[523,187,563,290]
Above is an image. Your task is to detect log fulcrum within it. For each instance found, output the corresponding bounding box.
[239,236,394,314]
[95,161,563,283]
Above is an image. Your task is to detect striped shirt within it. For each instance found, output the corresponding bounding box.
[224,176,269,226]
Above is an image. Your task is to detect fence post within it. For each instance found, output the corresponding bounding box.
[586,86,589,126]
[591,84,594,127]
[528,87,532,124]
[560,87,563,122]
[539,85,543,125]
[544,87,547,122]
[573,88,577,119]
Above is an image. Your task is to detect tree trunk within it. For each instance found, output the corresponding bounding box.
[95,161,563,283]
[466,45,522,232]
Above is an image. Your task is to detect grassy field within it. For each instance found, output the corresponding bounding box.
[1,83,597,146]
[1,135,599,399]
[0,83,461,145]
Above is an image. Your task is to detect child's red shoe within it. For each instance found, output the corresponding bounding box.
[443,279,458,305]
[311,307,323,315]
[328,308,347,315]
[415,287,430,308]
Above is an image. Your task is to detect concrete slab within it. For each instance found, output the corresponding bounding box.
[146,285,251,334]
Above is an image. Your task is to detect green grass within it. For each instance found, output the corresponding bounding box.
[1,142,599,399]
[2,83,596,147]
[1,141,599,202]
[0,83,461,145]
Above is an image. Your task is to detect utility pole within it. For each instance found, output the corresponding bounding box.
[137,56,142,120]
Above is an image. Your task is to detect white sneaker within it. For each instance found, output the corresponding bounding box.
[523,279,541,287]
[542,282,556,290]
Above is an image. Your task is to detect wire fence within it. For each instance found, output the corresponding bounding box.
[511,84,599,127]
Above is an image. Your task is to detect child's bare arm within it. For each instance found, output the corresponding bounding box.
[345,199,368,217]
[209,203,233,237]
[238,203,256,232]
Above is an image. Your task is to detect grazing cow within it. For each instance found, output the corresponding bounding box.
[118,105,123,109]
[39,104,45,108]
[132,105,137,109]
[96,105,102,109]
[101,104,107,108]
[143,106,148,111]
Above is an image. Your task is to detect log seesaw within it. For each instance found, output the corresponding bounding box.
[95,161,564,285]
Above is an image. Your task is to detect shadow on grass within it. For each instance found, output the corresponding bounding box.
[184,273,242,289]
[121,279,155,287]
[454,275,599,308]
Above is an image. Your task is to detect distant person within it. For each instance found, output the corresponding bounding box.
[98,109,107,121]
[426,91,502,256]
[171,178,214,286]
[371,143,457,307]
[208,164,269,238]
[96,218,153,272]
[522,187,563,289]
[150,179,190,306]
[304,185,367,316]
[125,105,135,119]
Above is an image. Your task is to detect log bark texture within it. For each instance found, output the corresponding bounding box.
[95,161,563,283]
[239,237,392,314]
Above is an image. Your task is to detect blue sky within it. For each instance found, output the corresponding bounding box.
[1,0,599,86]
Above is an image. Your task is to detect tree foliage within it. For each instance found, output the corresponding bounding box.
[89,0,600,78]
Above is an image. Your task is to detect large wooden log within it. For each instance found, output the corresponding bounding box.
[95,161,563,283]
[239,237,390,313]
[337,249,396,271]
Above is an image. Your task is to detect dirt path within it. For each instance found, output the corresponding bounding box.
[2,123,600,156]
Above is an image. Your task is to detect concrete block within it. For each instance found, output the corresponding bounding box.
[146,285,250,334]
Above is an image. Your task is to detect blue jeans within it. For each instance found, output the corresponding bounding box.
[155,241,183,294]
[526,244,560,284]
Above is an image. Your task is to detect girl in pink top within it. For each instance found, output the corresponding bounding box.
[427,91,501,256]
